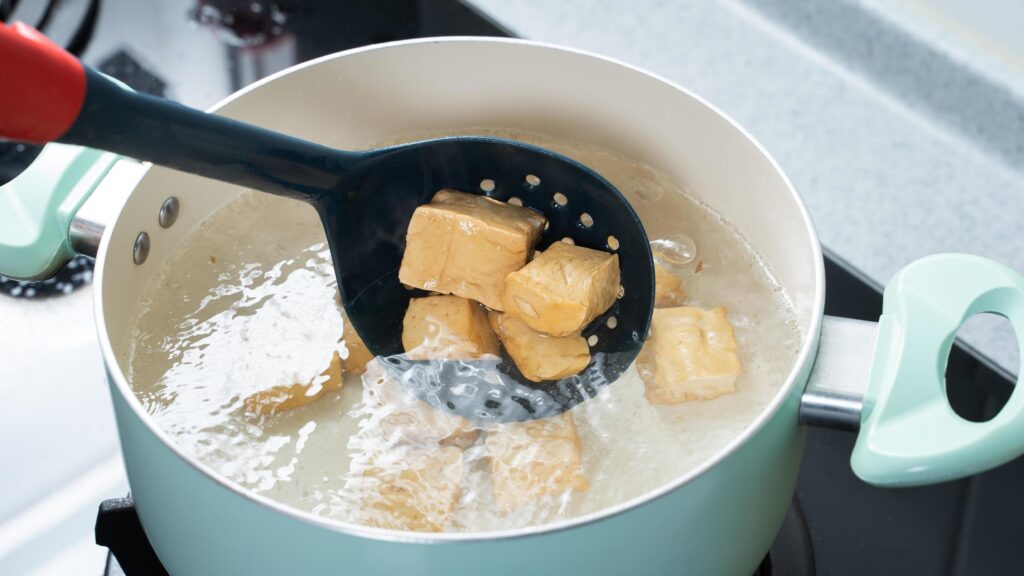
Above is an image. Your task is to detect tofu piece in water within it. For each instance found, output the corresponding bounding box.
[402,295,500,360]
[485,413,589,512]
[398,189,546,310]
[341,312,374,375]
[488,312,590,382]
[502,242,620,336]
[243,351,343,415]
[654,262,686,308]
[639,306,741,404]
[364,363,481,449]
[358,445,465,532]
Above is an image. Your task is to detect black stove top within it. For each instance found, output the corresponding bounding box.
[4,1,1019,574]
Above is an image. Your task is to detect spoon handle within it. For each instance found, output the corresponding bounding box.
[0,21,355,202]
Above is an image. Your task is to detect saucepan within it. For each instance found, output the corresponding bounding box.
[2,38,1023,576]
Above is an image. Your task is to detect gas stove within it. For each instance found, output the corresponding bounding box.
[1,1,1020,575]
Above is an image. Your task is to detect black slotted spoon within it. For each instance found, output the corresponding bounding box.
[1,22,654,422]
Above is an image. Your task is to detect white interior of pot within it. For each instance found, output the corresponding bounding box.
[97,37,823,504]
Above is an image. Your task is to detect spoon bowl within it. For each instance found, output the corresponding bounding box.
[328,136,654,421]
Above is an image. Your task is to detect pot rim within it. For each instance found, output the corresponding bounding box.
[93,36,826,544]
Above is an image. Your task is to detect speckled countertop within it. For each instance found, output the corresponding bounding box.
[469,0,1023,375]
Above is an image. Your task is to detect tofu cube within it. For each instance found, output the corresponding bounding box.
[364,363,481,449]
[341,312,374,375]
[243,351,343,415]
[398,189,546,310]
[501,242,620,336]
[488,312,590,382]
[485,413,589,512]
[654,262,686,308]
[402,295,500,360]
[358,445,465,532]
[640,307,741,404]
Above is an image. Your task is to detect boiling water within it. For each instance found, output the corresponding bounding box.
[125,130,802,532]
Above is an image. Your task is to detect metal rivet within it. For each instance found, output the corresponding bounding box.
[158,196,179,228]
[133,232,150,265]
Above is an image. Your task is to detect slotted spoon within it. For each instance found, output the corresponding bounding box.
[0,22,654,421]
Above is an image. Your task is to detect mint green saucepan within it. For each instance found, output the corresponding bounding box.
[1,38,1022,576]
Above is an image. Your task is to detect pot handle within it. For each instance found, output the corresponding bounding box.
[0,22,132,280]
[0,143,120,280]
[851,254,1024,486]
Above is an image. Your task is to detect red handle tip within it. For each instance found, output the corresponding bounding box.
[0,22,86,144]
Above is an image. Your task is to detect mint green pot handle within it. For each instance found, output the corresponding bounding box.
[0,143,119,280]
[852,254,1024,486]
[0,74,131,281]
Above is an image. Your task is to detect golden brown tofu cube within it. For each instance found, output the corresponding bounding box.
[365,364,481,448]
[501,242,620,337]
[488,312,590,382]
[341,312,374,375]
[654,262,686,308]
[398,189,546,310]
[243,351,343,415]
[358,445,464,532]
[485,413,589,512]
[402,295,500,360]
[639,307,741,404]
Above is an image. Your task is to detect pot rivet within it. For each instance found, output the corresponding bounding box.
[159,196,180,228]
[133,232,150,265]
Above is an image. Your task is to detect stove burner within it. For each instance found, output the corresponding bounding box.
[96,496,815,575]
[756,500,816,576]
[1,0,100,55]
[0,255,94,298]
[191,0,289,47]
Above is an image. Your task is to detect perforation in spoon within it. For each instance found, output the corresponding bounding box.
[553,192,568,207]
[525,174,541,186]
[617,285,625,299]
[607,235,620,251]
[580,212,594,228]
[507,196,523,206]
[561,237,576,245]
[606,316,618,329]
[480,179,496,193]
[587,334,599,346]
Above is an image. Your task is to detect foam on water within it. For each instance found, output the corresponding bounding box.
[125,129,802,532]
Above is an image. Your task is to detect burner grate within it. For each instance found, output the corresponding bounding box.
[0,255,94,298]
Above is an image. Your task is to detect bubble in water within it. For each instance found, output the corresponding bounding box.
[650,235,697,274]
